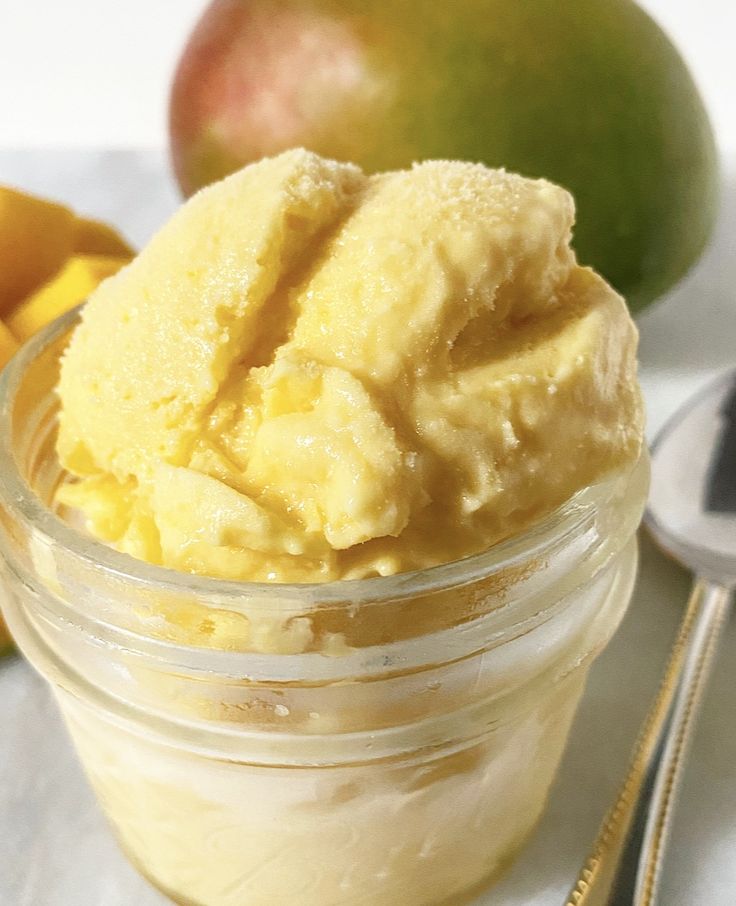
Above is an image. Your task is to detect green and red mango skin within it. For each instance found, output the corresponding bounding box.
[169,0,719,313]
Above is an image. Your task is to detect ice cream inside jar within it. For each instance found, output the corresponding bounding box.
[0,149,647,906]
[56,148,643,587]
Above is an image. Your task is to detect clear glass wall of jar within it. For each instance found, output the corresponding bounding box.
[0,311,648,906]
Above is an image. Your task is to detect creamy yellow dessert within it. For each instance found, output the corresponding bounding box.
[57,148,642,584]
[37,149,645,906]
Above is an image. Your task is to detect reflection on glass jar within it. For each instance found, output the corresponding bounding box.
[0,312,648,906]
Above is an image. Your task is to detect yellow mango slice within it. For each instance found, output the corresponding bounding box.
[0,616,12,655]
[7,254,129,341]
[74,217,134,257]
[0,319,19,368]
[0,186,76,314]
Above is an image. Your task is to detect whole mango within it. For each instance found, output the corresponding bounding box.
[169,0,719,312]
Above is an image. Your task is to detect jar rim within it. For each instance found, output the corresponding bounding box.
[0,307,640,610]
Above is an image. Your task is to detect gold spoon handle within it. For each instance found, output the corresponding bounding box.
[565,578,732,906]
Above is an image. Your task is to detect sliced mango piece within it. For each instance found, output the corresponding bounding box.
[0,186,76,314]
[7,254,129,341]
[0,615,13,655]
[74,217,134,257]
[0,319,19,368]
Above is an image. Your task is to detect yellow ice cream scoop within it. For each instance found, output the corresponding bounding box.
[56,150,644,584]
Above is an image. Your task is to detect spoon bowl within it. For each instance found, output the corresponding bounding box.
[647,368,736,585]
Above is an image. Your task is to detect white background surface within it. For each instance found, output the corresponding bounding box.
[0,1,735,905]
[0,0,734,153]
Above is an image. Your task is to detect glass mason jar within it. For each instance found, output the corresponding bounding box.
[0,311,648,906]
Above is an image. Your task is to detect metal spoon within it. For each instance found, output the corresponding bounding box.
[566,368,736,906]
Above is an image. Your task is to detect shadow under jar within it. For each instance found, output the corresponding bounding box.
[0,311,648,906]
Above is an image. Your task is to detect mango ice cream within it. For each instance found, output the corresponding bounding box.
[0,149,649,906]
[56,149,642,582]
